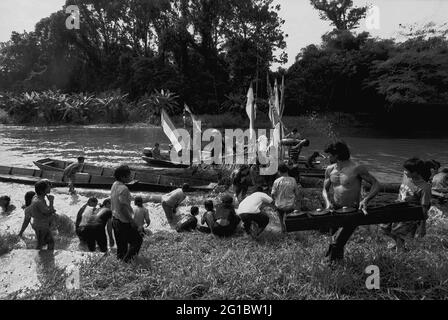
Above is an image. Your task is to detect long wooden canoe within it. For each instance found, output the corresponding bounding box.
[285,202,425,232]
[34,158,216,189]
[3,165,214,192]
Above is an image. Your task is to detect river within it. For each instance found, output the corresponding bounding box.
[1,124,448,235]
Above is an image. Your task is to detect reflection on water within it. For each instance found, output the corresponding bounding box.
[1,125,448,182]
[0,125,170,169]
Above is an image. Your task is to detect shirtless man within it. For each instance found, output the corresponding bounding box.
[289,139,310,164]
[322,141,380,262]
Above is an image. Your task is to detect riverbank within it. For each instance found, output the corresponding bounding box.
[3,206,448,300]
[1,193,448,300]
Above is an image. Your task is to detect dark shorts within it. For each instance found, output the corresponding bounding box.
[33,227,55,250]
[210,215,241,237]
[112,218,143,262]
[239,212,269,234]
[79,225,108,252]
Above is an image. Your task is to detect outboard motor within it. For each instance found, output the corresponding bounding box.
[143,148,153,157]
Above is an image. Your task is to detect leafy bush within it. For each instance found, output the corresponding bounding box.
[97,91,132,123]
[136,89,179,124]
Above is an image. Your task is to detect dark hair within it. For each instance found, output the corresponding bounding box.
[155,143,159,147]
[0,195,11,208]
[442,168,448,174]
[302,139,310,147]
[114,165,131,181]
[135,196,143,205]
[292,128,298,133]
[35,179,51,196]
[221,194,233,205]
[278,163,289,174]
[182,183,190,192]
[190,206,199,216]
[204,200,214,211]
[403,157,422,173]
[256,186,264,192]
[311,151,321,158]
[324,141,350,161]
[77,157,85,163]
[87,197,98,205]
[24,191,36,207]
[426,160,441,171]
[100,198,111,208]
[403,158,431,181]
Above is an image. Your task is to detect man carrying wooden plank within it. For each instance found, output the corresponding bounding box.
[322,141,380,263]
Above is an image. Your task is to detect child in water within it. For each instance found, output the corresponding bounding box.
[0,195,15,215]
[18,191,36,237]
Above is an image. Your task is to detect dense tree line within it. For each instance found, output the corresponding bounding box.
[284,26,448,117]
[0,0,286,113]
[284,0,448,122]
[1,0,447,122]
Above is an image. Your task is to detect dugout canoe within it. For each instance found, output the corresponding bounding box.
[34,158,216,189]
[0,165,170,192]
[285,202,425,232]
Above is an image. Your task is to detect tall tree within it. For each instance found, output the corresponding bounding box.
[310,0,368,30]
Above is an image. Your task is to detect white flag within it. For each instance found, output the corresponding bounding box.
[246,84,255,141]
[161,109,182,152]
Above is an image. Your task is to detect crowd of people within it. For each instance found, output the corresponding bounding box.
[2,140,447,265]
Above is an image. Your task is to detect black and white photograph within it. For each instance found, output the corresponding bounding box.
[0,0,447,304]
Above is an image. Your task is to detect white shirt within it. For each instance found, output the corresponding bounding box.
[162,188,186,207]
[237,192,273,215]
[79,206,95,227]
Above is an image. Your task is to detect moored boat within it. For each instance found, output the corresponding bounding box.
[34,158,215,188]
[0,165,174,192]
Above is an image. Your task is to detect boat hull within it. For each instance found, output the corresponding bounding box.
[1,165,214,192]
[34,158,215,190]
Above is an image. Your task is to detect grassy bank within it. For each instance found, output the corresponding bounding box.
[8,203,448,300]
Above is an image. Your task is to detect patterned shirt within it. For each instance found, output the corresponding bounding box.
[398,176,431,207]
